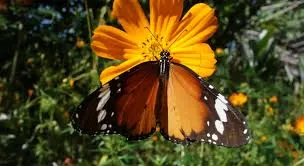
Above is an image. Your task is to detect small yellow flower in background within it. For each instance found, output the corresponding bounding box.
[69,79,75,88]
[269,96,278,103]
[27,89,34,98]
[156,126,160,132]
[76,38,85,48]
[266,105,274,116]
[63,111,70,119]
[215,48,224,55]
[282,123,294,132]
[294,115,304,135]
[151,135,158,142]
[91,0,218,85]
[228,92,248,107]
[260,135,267,142]
[26,58,34,65]
[255,135,267,144]
[291,150,299,160]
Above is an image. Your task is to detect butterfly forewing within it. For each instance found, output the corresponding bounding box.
[72,85,118,135]
[72,62,160,140]
[159,63,250,147]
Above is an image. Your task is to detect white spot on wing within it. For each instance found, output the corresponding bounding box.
[208,85,214,89]
[212,134,218,141]
[75,113,79,119]
[204,96,208,100]
[97,89,111,111]
[243,129,248,134]
[218,94,228,104]
[100,124,107,130]
[98,86,110,98]
[207,121,210,126]
[207,133,210,137]
[215,120,224,134]
[97,109,107,123]
[215,98,228,122]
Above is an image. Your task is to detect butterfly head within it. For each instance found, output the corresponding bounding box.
[160,50,171,60]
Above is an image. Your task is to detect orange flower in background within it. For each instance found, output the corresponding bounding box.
[215,48,224,55]
[27,89,34,98]
[269,96,278,103]
[91,0,218,85]
[228,92,248,107]
[76,38,85,48]
[266,106,274,116]
[294,115,304,135]
[64,156,72,166]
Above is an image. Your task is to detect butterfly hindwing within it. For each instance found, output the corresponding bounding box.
[72,62,160,140]
[159,63,250,147]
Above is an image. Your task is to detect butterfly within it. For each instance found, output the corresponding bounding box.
[71,50,250,147]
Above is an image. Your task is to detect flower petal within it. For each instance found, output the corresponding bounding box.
[100,56,146,85]
[170,3,218,48]
[171,43,216,77]
[150,0,184,42]
[91,25,140,60]
[112,0,149,42]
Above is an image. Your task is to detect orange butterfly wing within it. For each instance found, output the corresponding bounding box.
[159,63,250,147]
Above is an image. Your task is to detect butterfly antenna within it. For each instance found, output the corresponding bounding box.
[144,27,164,51]
[167,29,188,50]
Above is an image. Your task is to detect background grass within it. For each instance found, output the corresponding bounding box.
[0,0,304,165]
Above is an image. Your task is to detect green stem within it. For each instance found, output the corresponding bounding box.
[84,0,92,40]
[6,23,22,111]
[84,0,98,70]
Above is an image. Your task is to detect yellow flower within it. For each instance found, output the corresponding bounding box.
[215,48,224,55]
[266,106,274,116]
[27,89,34,98]
[228,92,248,107]
[151,135,158,142]
[255,135,267,144]
[294,115,304,135]
[269,96,278,103]
[26,58,34,65]
[69,79,75,88]
[282,123,294,132]
[91,0,218,85]
[76,38,85,48]
[260,135,267,142]
[291,151,299,160]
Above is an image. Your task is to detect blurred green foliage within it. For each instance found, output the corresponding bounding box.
[0,0,304,165]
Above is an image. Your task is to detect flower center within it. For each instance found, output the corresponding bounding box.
[140,35,169,61]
